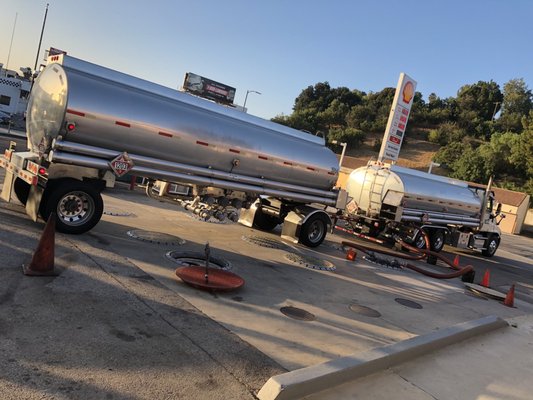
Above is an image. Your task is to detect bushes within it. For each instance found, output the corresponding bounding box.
[327,127,366,147]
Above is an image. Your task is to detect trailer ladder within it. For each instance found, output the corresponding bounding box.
[368,169,389,216]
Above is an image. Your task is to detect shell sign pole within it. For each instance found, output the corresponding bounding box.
[377,73,417,163]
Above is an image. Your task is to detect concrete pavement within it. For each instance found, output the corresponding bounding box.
[0,179,532,399]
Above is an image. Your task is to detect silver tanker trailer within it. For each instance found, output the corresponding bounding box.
[343,161,504,256]
[0,52,346,247]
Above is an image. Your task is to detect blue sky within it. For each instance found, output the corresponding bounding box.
[1,0,532,119]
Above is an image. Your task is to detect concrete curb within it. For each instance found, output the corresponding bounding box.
[257,315,508,400]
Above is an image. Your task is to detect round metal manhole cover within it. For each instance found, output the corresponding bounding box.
[166,251,232,271]
[283,253,336,271]
[175,266,244,292]
[395,298,423,309]
[242,235,288,250]
[280,306,316,321]
[104,206,134,217]
[127,230,186,246]
[349,304,382,318]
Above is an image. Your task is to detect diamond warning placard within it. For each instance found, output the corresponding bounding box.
[109,152,134,177]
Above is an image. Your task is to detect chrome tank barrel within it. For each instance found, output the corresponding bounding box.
[346,164,484,218]
[27,55,338,191]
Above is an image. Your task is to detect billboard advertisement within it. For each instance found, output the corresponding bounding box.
[378,73,417,163]
[182,72,236,105]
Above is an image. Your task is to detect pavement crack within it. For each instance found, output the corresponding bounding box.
[397,372,439,400]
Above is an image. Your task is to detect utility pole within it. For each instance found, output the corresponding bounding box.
[6,13,18,70]
[34,3,49,72]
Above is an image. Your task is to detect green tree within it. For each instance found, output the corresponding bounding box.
[456,80,503,138]
[498,78,533,133]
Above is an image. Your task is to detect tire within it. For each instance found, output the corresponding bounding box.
[40,179,104,234]
[429,229,445,252]
[482,235,499,257]
[414,231,428,249]
[13,178,31,205]
[299,213,329,248]
[252,209,279,232]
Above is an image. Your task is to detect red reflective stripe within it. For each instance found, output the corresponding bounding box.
[307,167,316,171]
[66,109,85,117]
[258,155,268,160]
[115,121,130,127]
[196,141,209,146]
[328,171,336,175]
[284,161,293,166]
[229,149,240,153]
[158,131,173,138]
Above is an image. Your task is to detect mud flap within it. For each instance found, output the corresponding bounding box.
[25,184,44,222]
[238,199,259,228]
[281,211,302,243]
[0,169,15,202]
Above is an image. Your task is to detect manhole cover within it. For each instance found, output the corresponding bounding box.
[283,253,336,271]
[127,230,186,246]
[280,306,316,321]
[242,235,288,249]
[349,304,382,318]
[166,251,232,270]
[395,298,423,309]
[176,267,244,292]
[104,207,134,217]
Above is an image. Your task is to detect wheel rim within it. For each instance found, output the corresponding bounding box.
[433,234,444,251]
[57,191,95,226]
[415,234,426,249]
[488,239,498,254]
[307,220,325,244]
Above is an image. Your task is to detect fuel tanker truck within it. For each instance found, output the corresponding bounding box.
[342,161,504,256]
[0,51,346,247]
[0,51,503,255]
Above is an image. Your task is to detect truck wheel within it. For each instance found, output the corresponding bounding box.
[414,232,428,249]
[13,178,30,205]
[41,180,104,234]
[253,209,279,232]
[482,235,499,257]
[299,213,329,248]
[429,229,445,252]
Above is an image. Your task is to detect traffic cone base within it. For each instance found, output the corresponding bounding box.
[22,213,58,276]
[453,255,460,267]
[503,284,515,308]
[480,269,491,288]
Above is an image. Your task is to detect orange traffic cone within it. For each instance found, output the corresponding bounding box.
[503,284,515,308]
[480,269,491,288]
[346,248,357,261]
[22,213,58,276]
[453,255,460,268]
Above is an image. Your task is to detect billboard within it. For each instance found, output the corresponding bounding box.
[378,73,417,163]
[182,72,236,105]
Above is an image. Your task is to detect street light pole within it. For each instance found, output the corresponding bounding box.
[34,3,49,73]
[243,90,261,112]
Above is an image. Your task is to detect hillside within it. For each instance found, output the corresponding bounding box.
[339,131,442,172]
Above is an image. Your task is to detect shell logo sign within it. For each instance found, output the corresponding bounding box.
[378,73,417,163]
[402,81,415,104]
